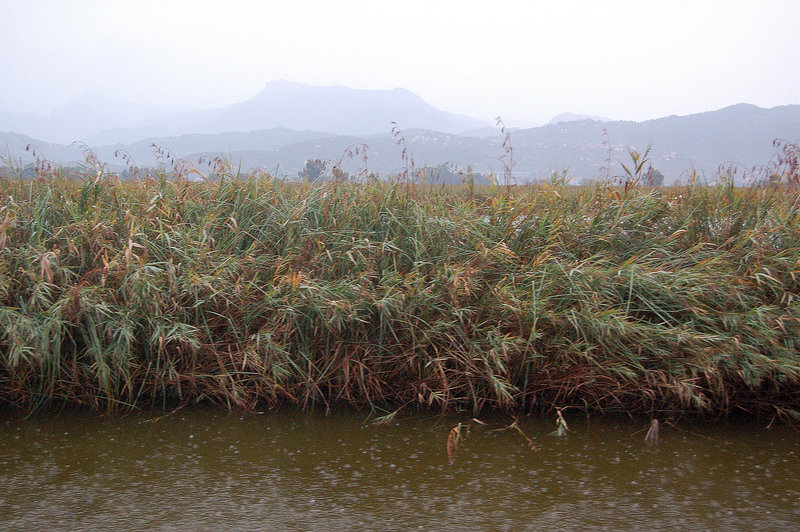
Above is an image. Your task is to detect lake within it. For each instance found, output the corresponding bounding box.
[1,408,798,530]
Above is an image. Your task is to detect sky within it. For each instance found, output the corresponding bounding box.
[1,0,799,126]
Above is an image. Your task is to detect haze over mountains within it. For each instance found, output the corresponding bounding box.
[1,81,798,184]
[1,81,488,145]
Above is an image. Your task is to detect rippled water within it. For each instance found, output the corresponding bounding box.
[1,408,798,530]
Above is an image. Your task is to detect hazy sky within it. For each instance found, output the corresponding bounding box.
[2,0,798,125]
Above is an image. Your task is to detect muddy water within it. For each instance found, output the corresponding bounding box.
[0,408,798,530]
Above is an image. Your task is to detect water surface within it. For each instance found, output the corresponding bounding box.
[1,408,798,530]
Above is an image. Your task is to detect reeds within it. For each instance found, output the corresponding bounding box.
[1,169,800,418]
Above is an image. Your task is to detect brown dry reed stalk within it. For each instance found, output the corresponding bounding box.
[446,422,468,465]
[644,418,659,444]
[495,116,516,195]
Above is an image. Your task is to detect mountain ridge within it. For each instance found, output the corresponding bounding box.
[547,112,612,124]
[3,103,798,185]
[0,81,490,144]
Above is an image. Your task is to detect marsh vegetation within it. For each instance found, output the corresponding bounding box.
[1,155,800,420]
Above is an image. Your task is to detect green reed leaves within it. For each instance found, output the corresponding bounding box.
[0,173,799,417]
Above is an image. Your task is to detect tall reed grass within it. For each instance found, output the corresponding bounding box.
[1,169,799,419]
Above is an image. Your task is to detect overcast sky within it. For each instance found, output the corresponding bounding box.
[1,0,798,125]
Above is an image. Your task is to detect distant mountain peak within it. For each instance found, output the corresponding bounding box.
[230,80,486,135]
[721,102,760,111]
[255,80,420,100]
[547,112,612,125]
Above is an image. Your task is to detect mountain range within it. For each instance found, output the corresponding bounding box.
[1,82,798,184]
[1,81,488,145]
